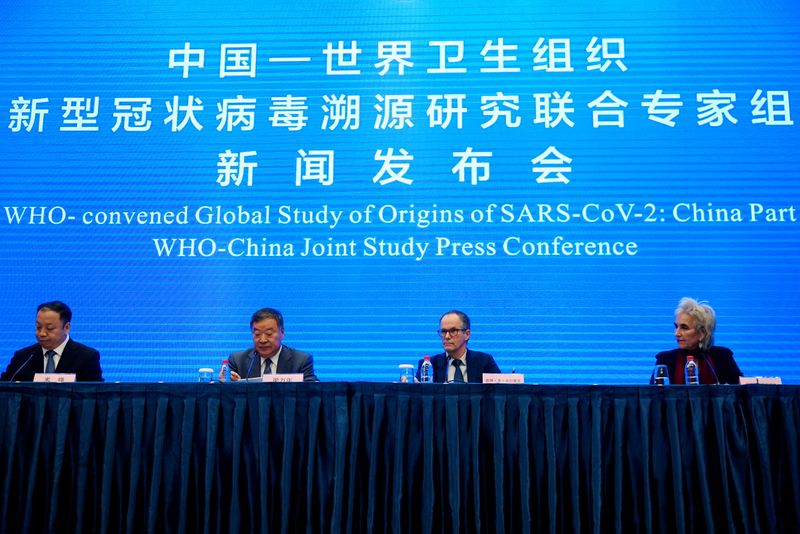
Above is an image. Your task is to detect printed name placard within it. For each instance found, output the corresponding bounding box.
[740,376,782,385]
[482,373,524,384]
[262,373,304,383]
[33,373,76,383]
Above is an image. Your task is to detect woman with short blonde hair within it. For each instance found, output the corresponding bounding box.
[651,298,743,384]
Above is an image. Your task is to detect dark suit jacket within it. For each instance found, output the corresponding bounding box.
[1,339,103,382]
[416,349,501,383]
[228,345,319,382]
[652,346,742,385]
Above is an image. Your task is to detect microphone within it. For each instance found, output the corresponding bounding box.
[245,350,258,379]
[705,355,721,385]
[8,352,37,382]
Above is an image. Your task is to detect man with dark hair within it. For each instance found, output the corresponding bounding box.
[226,307,319,382]
[1,301,103,382]
[416,310,501,383]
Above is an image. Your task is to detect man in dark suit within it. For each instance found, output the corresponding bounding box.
[416,310,501,383]
[1,301,103,382]
[226,307,319,382]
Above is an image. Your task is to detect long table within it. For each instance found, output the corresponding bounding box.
[1,383,798,533]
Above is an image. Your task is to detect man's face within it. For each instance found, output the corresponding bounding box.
[251,317,284,358]
[36,309,69,351]
[439,313,470,357]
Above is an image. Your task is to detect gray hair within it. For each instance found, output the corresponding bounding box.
[675,297,716,351]
[440,310,470,330]
[250,307,284,330]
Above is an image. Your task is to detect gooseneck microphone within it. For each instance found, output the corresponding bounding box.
[245,350,258,379]
[7,352,37,382]
[705,355,721,385]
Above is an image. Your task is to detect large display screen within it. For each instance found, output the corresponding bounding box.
[2,0,798,383]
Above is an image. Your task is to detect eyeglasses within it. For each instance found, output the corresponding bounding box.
[437,328,466,337]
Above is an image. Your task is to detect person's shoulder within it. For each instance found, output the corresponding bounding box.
[416,352,444,365]
[229,348,252,360]
[66,339,99,355]
[283,345,312,359]
[13,343,40,357]
[709,345,734,358]
[466,349,501,374]
[467,349,494,360]
[655,348,678,359]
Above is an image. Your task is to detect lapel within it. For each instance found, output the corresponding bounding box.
[276,346,291,373]
[246,350,261,378]
[434,354,448,382]
[32,347,46,374]
[465,350,478,383]
[54,339,73,373]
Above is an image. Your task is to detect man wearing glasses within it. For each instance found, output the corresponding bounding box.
[416,310,501,383]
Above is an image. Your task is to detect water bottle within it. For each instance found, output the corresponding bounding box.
[420,355,434,383]
[684,355,699,385]
[219,359,231,382]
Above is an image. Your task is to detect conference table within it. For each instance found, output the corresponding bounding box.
[1,382,797,533]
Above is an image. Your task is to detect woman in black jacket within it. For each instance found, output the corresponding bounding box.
[652,297,743,384]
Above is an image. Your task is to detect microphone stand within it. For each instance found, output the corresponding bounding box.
[704,354,721,385]
[7,352,37,382]
[245,350,258,379]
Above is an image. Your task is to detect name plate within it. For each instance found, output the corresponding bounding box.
[758,376,783,385]
[262,373,304,383]
[483,373,524,384]
[740,376,782,385]
[33,373,76,383]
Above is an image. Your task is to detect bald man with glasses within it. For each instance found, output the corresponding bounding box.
[416,310,500,383]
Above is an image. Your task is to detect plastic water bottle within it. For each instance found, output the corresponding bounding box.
[420,355,434,383]
[684,355,699,385]
[219,359,231,383]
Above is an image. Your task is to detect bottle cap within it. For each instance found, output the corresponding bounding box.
[423,355,431,361]
[222,359,229,364]
[686,355,695,361]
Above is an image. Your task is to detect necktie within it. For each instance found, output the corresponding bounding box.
[263,358,275,375]
[452,359,465,383]
[45,350,56,373]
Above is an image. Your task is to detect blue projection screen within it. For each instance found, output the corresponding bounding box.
[1,0,798,383]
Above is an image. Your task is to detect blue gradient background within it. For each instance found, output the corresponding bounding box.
[1,0,798,383]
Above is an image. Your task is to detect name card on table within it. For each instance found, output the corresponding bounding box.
[262,373,304,383]
[33,373,76,383]
[483,373,524,384]
[739,376,783,385]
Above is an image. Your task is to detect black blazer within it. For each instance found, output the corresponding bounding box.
[416,349,501,383]
[1,339,103,382]
[652,346,742,385]
[228,345,319,382]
